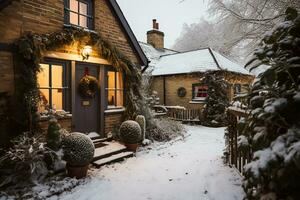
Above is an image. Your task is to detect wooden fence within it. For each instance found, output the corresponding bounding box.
[167,108,202,123]
[227,107,251,175]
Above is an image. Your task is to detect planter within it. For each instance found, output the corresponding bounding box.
[125,143,139,152]
[66,163,89,179]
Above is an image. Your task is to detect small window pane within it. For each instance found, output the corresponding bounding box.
[38,89,50,113]
[52,65,63,88]
[108,90,115,106]
[79,15,88,28]
[79,2,87,15]
[70,12,79,25]
[108,71,115,89]
[116,90,123,107]
[52,89,63,110]
[70,0,78,12]
[37,64,50,87]
[116,72,123,89]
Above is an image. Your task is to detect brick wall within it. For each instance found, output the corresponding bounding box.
[0,52,14,94]
[151,76,164,105]
[104,112,124,135]
[147,30,164,49]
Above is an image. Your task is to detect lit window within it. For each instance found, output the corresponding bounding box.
[37,62,70,113]
[65,0,93,29]
[192,84,208,100]
[106,70,124,108]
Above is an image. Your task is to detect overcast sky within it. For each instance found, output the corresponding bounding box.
[116,0,210,49]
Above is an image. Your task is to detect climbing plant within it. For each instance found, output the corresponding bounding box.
[12,26,148,135]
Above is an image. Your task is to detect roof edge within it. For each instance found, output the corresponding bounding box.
[108,0,148,68]
[208,47,223,70]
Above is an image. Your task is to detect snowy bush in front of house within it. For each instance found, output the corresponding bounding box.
[119,120,142,144]
[0,134,57,190]
[241,8,300,199]
[62,132,95,166]
[46,118,61,151]
[149,118,185,141]
[135,115,146,142]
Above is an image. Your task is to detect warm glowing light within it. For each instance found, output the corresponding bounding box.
[82,45,92,60]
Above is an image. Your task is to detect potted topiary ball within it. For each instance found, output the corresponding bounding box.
[119,120,142,152]
[62,132,95,179]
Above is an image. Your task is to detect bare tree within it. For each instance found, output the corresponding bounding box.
[173,0,300,63]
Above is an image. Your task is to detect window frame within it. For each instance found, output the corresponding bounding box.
[37,59,71,112]
[192,83,208,101]
[64,0,94,29]
[105,67,125,110]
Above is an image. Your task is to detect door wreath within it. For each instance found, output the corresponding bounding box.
[177,87,187,97]
[78,68,99,98]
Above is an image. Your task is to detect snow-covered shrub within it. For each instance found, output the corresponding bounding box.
[148,118,184,141]
[119,120,142,144]
[201,72,229,127]
[135,115,146,142]
[62,132,95,166]
[0,134,57,189]
[46,118,61,151]
[242,8,300,199]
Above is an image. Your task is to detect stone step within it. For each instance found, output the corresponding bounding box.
[93,141,127,161]
[92,136,113,143]
[92,151,134,168]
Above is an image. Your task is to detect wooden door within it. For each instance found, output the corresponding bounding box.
[74,62,100,134]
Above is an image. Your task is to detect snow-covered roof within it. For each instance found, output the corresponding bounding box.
[139,42,178,69]
[146,47,251,76]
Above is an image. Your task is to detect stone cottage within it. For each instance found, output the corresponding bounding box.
[140,20,254,110]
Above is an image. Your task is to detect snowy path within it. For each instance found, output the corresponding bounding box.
[60,125,245,200]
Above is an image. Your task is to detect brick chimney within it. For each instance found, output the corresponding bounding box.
[147,19,164,49]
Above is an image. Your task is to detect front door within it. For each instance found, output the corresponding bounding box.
[74,62,100,134]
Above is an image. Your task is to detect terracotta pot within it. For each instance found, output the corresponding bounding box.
[66,163,89,179]
[125,143,139,152]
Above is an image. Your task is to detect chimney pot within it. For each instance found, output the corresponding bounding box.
[152,19,157,29]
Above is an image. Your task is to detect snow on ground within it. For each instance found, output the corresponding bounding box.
[59,125,245,200]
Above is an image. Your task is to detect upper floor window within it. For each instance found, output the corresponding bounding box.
[192,84,208,101]
[64,0,93,29]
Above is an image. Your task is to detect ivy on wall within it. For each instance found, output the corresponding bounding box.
[13,26,145,134]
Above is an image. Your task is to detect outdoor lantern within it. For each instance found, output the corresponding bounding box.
[82,45,92,60]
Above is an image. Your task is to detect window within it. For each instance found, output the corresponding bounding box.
[234,84,242,95]
[192,84,208,101]
[106,70,124,108]
[37,61,70,113]
[64,0,93,29]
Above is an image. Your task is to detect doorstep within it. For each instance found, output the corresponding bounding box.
[91,139,134,168]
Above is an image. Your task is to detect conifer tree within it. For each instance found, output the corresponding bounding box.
[202,72,229,127]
